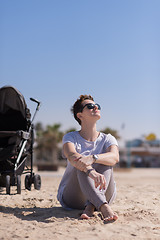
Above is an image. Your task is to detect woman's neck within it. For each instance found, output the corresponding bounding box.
[79,123,99,142]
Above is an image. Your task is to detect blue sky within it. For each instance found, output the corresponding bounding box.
[0,0,160,141]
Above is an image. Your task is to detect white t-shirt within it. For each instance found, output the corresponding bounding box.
[57,131,118,208]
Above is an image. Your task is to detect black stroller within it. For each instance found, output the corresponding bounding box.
[0,86,41,194]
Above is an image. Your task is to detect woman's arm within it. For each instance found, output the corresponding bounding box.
[63,142,92,172]
[79,145,119,166]
[63,141,110,190]
[94,145,119,166]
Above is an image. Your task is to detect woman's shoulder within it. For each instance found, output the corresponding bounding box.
[64,131,78,138]
[62,131,78,143]
[100,132,115,138]
[100,132,118,145]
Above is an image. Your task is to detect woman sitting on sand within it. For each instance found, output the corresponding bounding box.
[57,94,119,223]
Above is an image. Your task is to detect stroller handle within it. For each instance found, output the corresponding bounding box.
[30,97,41,123]
[30,98,41,106]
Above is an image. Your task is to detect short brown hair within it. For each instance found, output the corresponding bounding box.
[71,94,94,125]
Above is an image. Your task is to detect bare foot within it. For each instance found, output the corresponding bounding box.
[100,203,118,223]
[80,204,95,219]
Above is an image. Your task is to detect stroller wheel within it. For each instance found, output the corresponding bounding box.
[34,174,41,190]
[25,174,32,191]
[17,175,21,194]
[6,175,11,195]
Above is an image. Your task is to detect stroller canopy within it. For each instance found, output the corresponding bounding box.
[0,86,30,131]
[0,86,27,118]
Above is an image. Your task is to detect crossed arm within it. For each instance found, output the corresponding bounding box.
[63,142,119,190]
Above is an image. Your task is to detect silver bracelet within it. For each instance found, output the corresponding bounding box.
[93,154,99,163]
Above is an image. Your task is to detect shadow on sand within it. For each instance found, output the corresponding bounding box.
[0,205,82,223]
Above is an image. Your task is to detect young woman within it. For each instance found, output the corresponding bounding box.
[57,95,119,223]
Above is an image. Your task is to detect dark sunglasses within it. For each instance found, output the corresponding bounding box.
[81,103,101,112]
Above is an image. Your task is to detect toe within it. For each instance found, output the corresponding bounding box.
[104,216,114,222]
[80,213,90,220]
[113,214,118,220]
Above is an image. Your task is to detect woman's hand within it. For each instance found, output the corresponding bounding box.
[72,155,94,171]
[73,157,87,171]
[88,170,106,190]
[78,155,94,165]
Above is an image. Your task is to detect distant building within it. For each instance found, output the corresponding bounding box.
[119,139,160,168]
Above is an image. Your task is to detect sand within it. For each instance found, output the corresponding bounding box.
[0,167,160,240]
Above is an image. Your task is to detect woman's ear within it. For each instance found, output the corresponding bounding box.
[77,112,82,121]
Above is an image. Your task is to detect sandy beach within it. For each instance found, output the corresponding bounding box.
[0,167,160,240]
